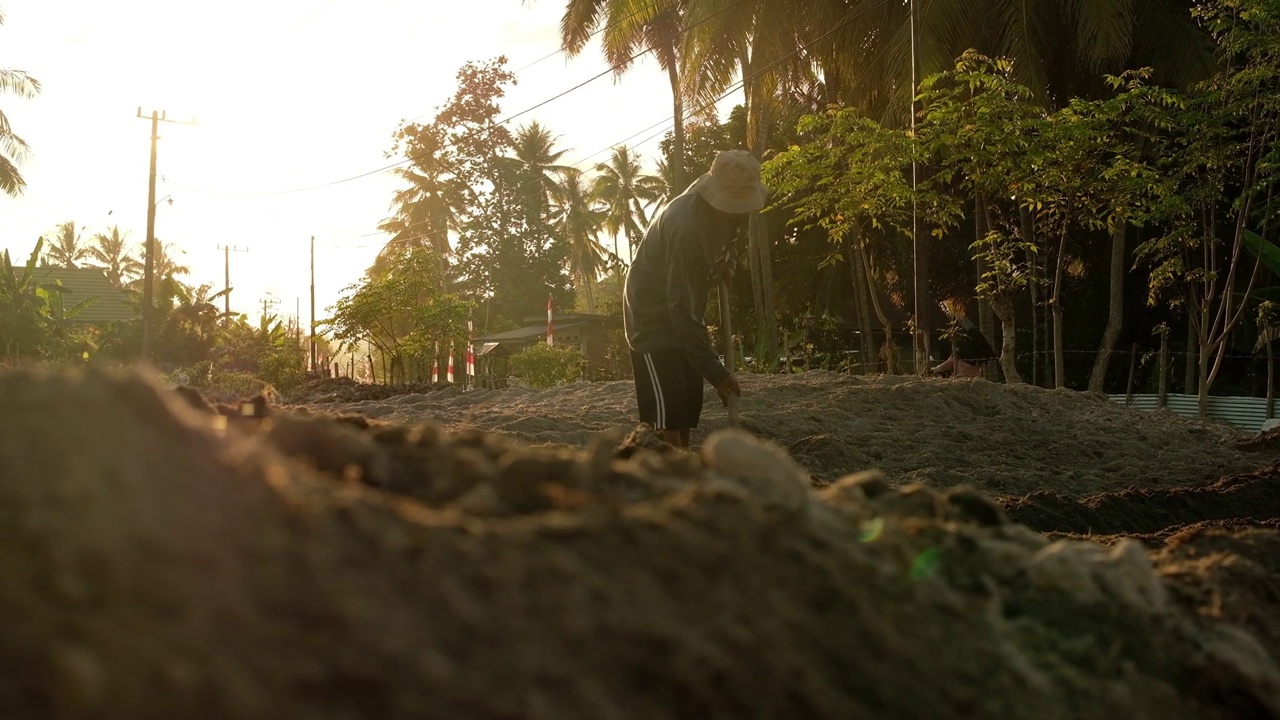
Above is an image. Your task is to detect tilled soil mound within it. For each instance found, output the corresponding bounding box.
[4,367,1280,719]
[298,371,1274,498]
[289,376,452,404]
[1156,525,1280,667]
[1002,466,1280,537]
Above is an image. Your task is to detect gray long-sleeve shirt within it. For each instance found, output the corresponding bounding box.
[623,191,732,388]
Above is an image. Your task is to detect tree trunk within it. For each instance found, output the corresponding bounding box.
[992,299,1023,383]
[974,195,999,380]
[583,275,596,315]
[1184,312,1197,395]
[1268,335,1274,420]
[746,217,766,355]
[847,225,876,374]
[743,49,778,365]
[1087,219,1127,392]
[1052,226,1069,389]
[667,63,686,193]
[860,247,898,375]
[1197,325,1210,417]
[1020,205,1040,386]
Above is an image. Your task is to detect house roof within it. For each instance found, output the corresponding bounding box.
[520,311,620,325]
[475,321,587,344]
[17,266,137,326]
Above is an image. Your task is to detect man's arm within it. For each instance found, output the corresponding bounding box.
[664,225,731,388]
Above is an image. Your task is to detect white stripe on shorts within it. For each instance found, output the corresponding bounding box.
[643,353,667,429]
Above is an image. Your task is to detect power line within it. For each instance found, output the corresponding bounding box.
[173,0,884,253]
[169,0,747,199]
[312,0,885,250]
[404,0,671,124]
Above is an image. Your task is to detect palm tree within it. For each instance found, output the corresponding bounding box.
[43,221,89,268]
[509,121,572,212]
[0,11,39,198]
[561,0,692,191]
[679,0,829,362]
[86,225,142,288]
[592,145,665,263]
[832,0,1214,123]
[129,239,189,290]
[376,126,457,282]
[558,168,609,313]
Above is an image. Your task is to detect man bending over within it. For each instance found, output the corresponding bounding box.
[622,150,767,448]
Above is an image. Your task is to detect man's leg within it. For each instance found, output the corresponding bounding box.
[633,348,692,447]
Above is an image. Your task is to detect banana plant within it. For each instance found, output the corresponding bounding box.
[1,238,93,361]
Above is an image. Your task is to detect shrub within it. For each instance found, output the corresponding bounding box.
[167,360,272,398]
[509,343,584,389]
[257,347,306,392]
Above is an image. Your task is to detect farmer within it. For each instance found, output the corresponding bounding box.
[622,150,767,448]
[931,315,997,378]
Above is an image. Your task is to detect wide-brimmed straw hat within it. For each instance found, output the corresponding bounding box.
[692,150,768,215]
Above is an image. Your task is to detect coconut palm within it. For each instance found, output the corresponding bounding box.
[680,0,860,361]
[558,168,609,314]
[129,239,189,290]
[560,0,693,190]
[376,124,457,282]
[42,221,89,268]
[509,121,572,213]
[0,11,39,198]
[87,225,143,287]
[826,0,1215,122]
[592,145,665,263]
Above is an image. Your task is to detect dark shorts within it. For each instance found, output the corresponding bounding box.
[631,347,705,430]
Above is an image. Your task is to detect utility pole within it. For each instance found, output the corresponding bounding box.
[310,235,317,373]
[137,107,192,361]
[217,244,248,318]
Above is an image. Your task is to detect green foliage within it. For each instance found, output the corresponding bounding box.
[0,238,96,362]
[387,59,572,330]
[765,108,920,244]
[325,243,471,383]
[168,360,273,397]
[509,342,584,388]
[1137,0,1280,310]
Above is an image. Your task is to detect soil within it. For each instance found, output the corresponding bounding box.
[290,371,1273,498]
[5,368,1280,719]
[1003,465,1280,537]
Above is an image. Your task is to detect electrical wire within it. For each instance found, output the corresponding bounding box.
[311,0,887,249]
[173,0,885,252]
[171,0,746,198]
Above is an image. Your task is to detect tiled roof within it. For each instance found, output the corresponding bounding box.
[15,266,138,326]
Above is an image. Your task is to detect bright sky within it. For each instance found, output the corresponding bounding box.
[0,0,703,327]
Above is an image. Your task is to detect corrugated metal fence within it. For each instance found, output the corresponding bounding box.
[1108,393,1273,433]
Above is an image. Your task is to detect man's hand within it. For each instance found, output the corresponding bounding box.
[715,375,741,406]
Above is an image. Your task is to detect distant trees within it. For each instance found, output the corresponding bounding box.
[326,243,470,384]
[87,226,143,288]
[43,221,90,268]
[380,59,663,332]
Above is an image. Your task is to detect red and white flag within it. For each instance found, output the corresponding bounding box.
[431,342,439,383]
[546,293,554,346]
[466,319,476,378]
[446,347,455,383]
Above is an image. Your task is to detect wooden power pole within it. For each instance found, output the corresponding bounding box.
[137,107,192,360]
[310,236,317,373]
[218,244,248,318]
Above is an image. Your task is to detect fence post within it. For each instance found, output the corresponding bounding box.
[1126,342,1138,406]
[1158,326,1169,409]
